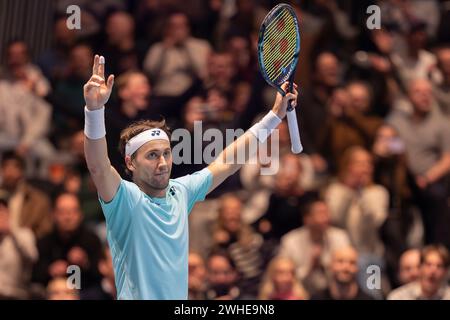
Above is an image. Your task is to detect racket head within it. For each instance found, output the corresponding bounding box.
[257,3,300,95]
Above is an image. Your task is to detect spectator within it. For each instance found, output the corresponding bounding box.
[325,146,389,260]
[212,194,265,298]
[0,151,52,239]
[258,256,308,300]
[0,79,54,175]
[278,199,351,295]
[100,11,140,76]
[372,124,419,286]
[318,83,383,168]
[1,40,51,98]
[257,153,319,240]
[206,251,242,300]
[393,21,436,88]
[188,251,207,300]
[398,249,421,286]
[311,246,374,300]
[81,246,116,300]
[38,16,78,83]
[105,71,151,177]
[33,193,102,293]
[46,277,80,300]
[389,78,450,247]
[143,11,211,96]
[0,190,38,299]
[388,244,450,300]
[51,43,94,136]
[300,51,340,170]
[204,52,236,92]
[224,34,254,83]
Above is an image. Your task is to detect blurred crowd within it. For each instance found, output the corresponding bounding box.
[1,0,450,300]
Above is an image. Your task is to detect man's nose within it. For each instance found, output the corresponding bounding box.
[158,155,168,168]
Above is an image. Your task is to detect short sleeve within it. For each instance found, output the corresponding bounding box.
[174,167,213,213]
[99,179,142,242]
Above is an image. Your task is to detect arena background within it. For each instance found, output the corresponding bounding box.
[0,0,450,300]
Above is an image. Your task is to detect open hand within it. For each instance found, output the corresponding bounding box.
[83,55,114,110]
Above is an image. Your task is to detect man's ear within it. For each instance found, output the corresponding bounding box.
[125,156,136,172]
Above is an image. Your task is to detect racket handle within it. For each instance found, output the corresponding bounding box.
[286,100,303,154]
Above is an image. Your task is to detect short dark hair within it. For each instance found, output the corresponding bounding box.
[52,191,80,210]
[207,250,237,271]
[300,194,322,218]
[1,151,26,170]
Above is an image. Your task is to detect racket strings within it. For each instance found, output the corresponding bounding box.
[263,31,296,75]
[263,25,298,82]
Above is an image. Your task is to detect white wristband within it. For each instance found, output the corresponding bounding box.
[84,106,106,140]
[249,110,282,143]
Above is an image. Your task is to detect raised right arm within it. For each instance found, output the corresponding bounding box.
[83,54,121,202]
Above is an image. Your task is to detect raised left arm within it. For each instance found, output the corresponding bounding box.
[207,82,298,193]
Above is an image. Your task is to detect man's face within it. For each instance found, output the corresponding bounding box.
[54,194,83,234]
[272,259,296,292]
[304,202,330,234]
[106,12,134,44]
[347,83,371,113]
[347,149,373,187]
[189,253,206,287]
[167,14,190,44]
[207,256,236,288]
[70,45,93,77]
[119,74,151,110]
[219,197,242,234]
[275,154,302,193]
[0,160,24,190]
[399,250,421,285]
[330,247,359,285]
[208,53,235,83]
[130,139,172,191]
[408,79,433,114]
[315,52,340,87]
[7,42,28,68]
[420,252,448,295]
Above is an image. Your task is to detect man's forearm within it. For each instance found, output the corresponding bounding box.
[208,110,282,192]
[84,135,111,173]
[425,153,450,183]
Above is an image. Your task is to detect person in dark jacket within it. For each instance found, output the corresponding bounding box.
[32,192,102,294]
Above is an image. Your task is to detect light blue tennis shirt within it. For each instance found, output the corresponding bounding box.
[99,167,213,300]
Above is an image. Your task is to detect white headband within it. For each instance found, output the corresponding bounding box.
[125,129,170,157]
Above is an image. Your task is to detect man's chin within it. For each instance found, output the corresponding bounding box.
[150,178,170,190]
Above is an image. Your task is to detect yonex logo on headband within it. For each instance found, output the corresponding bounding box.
[125,129,170,157]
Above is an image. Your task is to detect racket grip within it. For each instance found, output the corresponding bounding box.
[286,100,303,154]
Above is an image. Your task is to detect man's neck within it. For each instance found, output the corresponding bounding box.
[421,283,440,299]
[412,110,428,122]
[330,281,358,300]
[134,179,166,198]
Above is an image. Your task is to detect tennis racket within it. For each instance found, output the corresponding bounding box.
[257,3,302,154]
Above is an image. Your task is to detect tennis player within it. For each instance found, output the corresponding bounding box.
[83,55,298,299]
